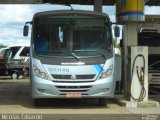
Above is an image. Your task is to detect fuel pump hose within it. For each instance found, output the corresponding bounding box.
[131,54,146,102]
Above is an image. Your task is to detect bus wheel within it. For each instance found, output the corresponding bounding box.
[33,99,45,107]
[99,98,107,106]
[11,72,19,80]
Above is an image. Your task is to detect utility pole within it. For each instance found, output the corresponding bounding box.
[94,0,102,12]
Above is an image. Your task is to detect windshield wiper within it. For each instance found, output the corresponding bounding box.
[149,60,160,67]
[73,50,107,59]
[70,52,80,61]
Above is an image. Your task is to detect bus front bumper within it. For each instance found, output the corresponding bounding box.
[31,76,115,99]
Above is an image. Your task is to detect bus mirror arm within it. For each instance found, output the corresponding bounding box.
[111,22,120,38]
[23,21,32,37]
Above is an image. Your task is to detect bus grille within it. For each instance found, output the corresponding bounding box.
[51,74,96,83]
[51,74,96,80]
[55,85,92,93]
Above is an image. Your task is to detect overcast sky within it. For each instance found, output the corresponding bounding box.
[0,5,160,46]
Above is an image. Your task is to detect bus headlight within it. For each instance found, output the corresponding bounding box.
[40,72,48,79]
[33,65,48,80]
[35,69,40,75]
[100,65,113,79]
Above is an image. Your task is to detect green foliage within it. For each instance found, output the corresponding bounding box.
[0,44,6,49]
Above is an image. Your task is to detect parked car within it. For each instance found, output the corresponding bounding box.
[0,47,7,59]
[0,43,30,79]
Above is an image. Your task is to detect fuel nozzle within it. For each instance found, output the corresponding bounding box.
[140,67,144,82]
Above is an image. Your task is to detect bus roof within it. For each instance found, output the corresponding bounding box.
[33,10,109,19]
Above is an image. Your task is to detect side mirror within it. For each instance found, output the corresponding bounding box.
[114,26,120,37]
[23,25,29,36]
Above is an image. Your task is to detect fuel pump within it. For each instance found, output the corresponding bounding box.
[128,46,148,102]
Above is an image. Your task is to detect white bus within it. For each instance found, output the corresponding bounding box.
[23,10,119,106]
[138,15,160,85]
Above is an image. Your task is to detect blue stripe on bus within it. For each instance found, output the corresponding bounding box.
[94,64,103,73]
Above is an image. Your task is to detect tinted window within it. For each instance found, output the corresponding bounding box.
[20,47,30,56]
[138,32,160,46]
[149,54,160,70]
[9,47,21,59]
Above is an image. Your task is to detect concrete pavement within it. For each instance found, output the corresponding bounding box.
[0,79,159,120]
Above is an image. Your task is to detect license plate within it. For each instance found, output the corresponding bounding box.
[66,93,81,98]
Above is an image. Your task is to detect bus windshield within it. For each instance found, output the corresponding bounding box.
[138,31,160,46]
[33,15,112,58]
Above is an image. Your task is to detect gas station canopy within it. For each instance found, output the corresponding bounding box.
[0,0,160,6]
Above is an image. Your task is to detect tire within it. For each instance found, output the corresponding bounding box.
[33,99,45,107]
[23,68,29,77]
[99,98,107,106]
[11,72,19,80]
